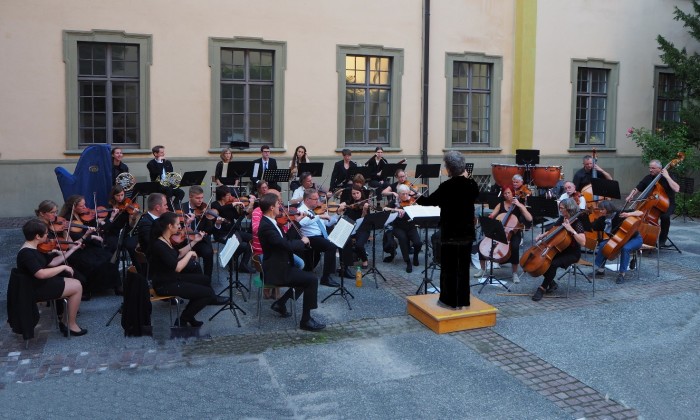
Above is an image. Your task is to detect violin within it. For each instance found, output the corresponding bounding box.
[50,216,94,233]
[170,227,201,246]
[346,197,373,210]
[514,185,531,201]
[313,202,341,215]
[195,207,229,223]
[275,206,300,226]
[399,197,416,208]
[37,238,78,253]
[115,198,141,215]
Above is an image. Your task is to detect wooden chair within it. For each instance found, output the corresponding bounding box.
[252,254,297,329]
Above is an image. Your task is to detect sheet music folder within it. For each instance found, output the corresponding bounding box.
[327,216,355,248]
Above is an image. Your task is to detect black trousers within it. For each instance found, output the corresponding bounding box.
[277,268,318,322]
[192,238,214,279]
[439,242,472,308]
[306,235,337,279]
[393,225,421,262]
[155,273,215,320]
[659,203,675,244]
[540,249,581,289]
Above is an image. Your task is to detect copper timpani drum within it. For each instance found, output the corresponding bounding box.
[491,164,525,187]
[531,165,562,188]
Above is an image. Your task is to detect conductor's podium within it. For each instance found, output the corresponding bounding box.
[407,294,497,334]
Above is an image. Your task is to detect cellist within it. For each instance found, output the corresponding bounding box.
[590,201,644,284]
[530,198,586,301]
[475,184,532,284]
[625,159,680,248]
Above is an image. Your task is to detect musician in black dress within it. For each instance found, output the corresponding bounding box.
[416,151,479,309]
[211,185,254,273]
[384,184,422,274]
[214,148,240,189]
[330,148,357,191]
[530,198,585,301]
[341,185,371,269]
[148,212,219,327]
[146,145,184,209]
[364,146,389,191]
[102,185,139,266]
[625,159,680,247]
[17,219,86,336]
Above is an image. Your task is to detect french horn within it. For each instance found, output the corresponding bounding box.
[115,172,136,191]
[160,172,182,188]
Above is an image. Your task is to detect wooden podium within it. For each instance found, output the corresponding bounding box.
[406,294,497,334]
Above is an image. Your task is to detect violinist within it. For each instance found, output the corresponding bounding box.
[591,201,644,284]
[383,184,422,273]
[111,147,129,187]
[148,212,223,327]
[626,159,680,248]
[136,193,172,254]
[364,146,389,191]
[180,185,219,280]
[214,147,240,188]
[146,145,185,210]
[17,219,87,336]
[59,195,122,296]
[102,185,140,264]
[290,172,331,205]
[558,181,586,210]
[381,169,416,204]
[211,185,255,274]
[341,185,371,269]
[289,145,310,191]
[573,155,612,192]
[511,175,532,202]
[297,188,347,287]
[338,174,370,203]
[415,151,479,309]
[476,184,532,284]
[330,148,357,191]
[530,198,585,301]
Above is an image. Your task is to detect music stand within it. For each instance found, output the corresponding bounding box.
[132,181,162,209]
[322,216,356,309]
[179,171,207,188]
[415,163,441,192]
[673,177,695,222]
[590,178,621,199]
[527,196,559,234]
[356,210,392,287]
[413,216,441,295]
[209,231,246,327]
[381,163,407,180]
[229,141,250,150]
[516,149,540,185]
[298,162,324,177]
[472,216,511,293]
[348,166,373,180]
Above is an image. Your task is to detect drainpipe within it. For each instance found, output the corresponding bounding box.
[421,0,430,165]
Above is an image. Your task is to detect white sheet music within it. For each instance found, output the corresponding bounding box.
[252,162,261,178]
[218,235,240,267]
[403,205,441,219]
[327,216,355,248]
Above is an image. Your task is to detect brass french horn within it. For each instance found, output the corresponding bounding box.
[159,172,182,188]
[115,172,136,191]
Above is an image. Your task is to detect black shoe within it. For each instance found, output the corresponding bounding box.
[271,301,291,318]
[58,322,68,335]
[320,277,340,287]
[383,252,395,263]
[616,273,625,284]
[545,281,558,294]
[64,327,88,337]
[629,256,636,270]
[209,295,229,305]
[659,241,671,248]
[413,253,420,266]
[300,317,326,332]
[176,316,204,327]
[114,285,124,296]
[532,287,545,302]
[406,261,413,273]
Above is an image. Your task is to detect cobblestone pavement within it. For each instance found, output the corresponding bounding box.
[1,217,698,419]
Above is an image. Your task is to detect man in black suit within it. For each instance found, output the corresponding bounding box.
[180,185,219,280]
[251,144,281,191]
[258,193,325,331]
[146,145,184,209]
[137,193,169,254]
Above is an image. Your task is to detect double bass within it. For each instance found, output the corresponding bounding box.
[520,210,587,277]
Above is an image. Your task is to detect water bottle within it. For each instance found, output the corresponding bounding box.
[355,265,363,287]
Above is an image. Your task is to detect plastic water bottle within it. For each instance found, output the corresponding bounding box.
[355,266,362,287]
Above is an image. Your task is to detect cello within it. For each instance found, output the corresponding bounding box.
[478,199,521,264]
[520,209,587,277]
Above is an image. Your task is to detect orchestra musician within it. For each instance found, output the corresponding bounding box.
[383,184,422,273]
[146,145,185,210]
[111,147,129,186]
[530,198,585,301]
[258,193,325,331]
[416,151,479,309]
[214,147,240,189]
[476,184,532,284]
[148,212,222,327]
[137,193,175,254]
[330,148,357,191]
[364,146,389,191]
[558,181,586,210]
[573,155,612,192]
[290,172,331,205]
[625,159,680,248]
[17,218,87,336]
[296,188,347,287]
[210,185,255,274]
[102,185,140,267]
[251,144,281,192]
[511,174,532,202]
[338,174,370,203]
[59,195,122,296]
[591,201,644,284]
[341,184,371,269]
[180,185,220,280]
[289,145,310,191]
[381,169,415,203]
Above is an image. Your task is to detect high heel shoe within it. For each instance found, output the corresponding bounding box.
[62,326,88,337]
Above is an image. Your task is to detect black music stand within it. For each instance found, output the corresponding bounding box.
[357,210,392,287]
[381,163,407,180]
[298,162,324,177]
[263,169,290,192]
[528,196,559,234]
[229,141,250,150]
[516,149,540,185]
[472,216,511,293]
[590,178,621,199]
[414,216,441,295]
[348,166,373,180]
[415,164,441,193]
[209,230,246,327]
[180,171,207,188]
[322,216,356,309]
[132,181,162,209]
[673,177,695,222]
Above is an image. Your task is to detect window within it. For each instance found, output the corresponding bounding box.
[337,45,403,149]
[209,37,286,150]
[64,30,152,152]
[445,52,502,149]
[570,59,619,149]
[654,69,683,129]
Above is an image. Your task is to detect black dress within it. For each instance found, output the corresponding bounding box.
[17,247,65,301]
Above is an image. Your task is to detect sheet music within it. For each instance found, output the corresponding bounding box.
[351,217,364,235]
[385,212,398,225]
[252,162,260,178]
[218,234,240,267]
[327,216,355,248]
[403,205,441,220]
